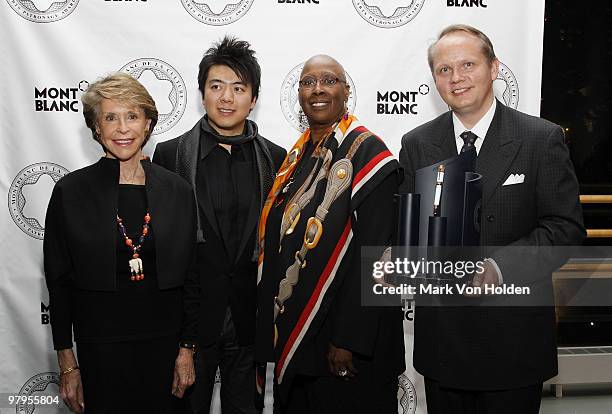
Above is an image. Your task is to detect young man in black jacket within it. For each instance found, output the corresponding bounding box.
[154,36,286,414]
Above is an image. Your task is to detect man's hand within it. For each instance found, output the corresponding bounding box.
[327,343,357,379]
[469,259,501,296]
[172,348,196,398]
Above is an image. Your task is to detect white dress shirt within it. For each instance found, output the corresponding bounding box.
[452,98,504,284]
[452,98,497,155]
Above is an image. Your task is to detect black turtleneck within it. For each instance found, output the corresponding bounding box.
[197,117,257,262]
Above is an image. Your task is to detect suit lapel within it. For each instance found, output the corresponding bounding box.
[234,191,258,264]
[234,140,269,265]
[476,103,522,205]
[176,120,224,243]
[90,159,120,283]
[196,135,222,241]
[424,112,457,166]
[142,160,171,273]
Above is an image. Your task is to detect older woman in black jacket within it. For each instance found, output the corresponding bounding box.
[44,73,199,413]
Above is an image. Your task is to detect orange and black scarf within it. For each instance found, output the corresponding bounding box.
[256,114,356,283]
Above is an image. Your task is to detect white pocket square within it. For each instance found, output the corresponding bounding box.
[502,173,525,186]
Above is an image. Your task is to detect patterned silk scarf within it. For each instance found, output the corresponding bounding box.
[256,114,356,282]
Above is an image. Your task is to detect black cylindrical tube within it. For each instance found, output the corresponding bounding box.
[427,216,447,247]
[395,193,420,247]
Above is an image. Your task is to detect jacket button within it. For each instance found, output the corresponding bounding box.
[486,215,494,222]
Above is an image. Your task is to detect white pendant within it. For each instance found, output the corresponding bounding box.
[129,257,144,280]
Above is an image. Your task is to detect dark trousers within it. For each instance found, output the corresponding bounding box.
[77,335,186,414]
[277,374,398,414]
[424,378,542,414]
[186,308,259,414]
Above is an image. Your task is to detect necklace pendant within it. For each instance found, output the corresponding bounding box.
[117,210,151,282]
[282,176,296,194]
[129,257,144,281]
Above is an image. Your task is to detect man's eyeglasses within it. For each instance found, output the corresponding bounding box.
[298,76,346,89]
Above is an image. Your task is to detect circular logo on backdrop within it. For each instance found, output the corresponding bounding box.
[119,58,187,135]
[5,0,79,23]
[8,163,69,240]
[495,62,519,109]
[280,62,357,132]
[180,0,254,25]
[16,372,65,413]
[352,0,425,28]
[397,374,417,414]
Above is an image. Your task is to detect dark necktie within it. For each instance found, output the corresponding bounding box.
[460,131,477,153]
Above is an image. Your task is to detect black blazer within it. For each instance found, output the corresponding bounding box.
[44,157,198,348]
[153,122,286,346]
[399,101,585,389]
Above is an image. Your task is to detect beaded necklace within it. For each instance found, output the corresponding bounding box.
[116,212,151,281]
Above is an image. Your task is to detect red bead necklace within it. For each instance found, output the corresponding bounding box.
[116,212,151,281]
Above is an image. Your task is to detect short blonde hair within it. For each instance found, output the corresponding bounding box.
[427,24,497,72]
[81,73,158,147]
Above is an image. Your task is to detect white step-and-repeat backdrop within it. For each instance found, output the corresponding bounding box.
[1,1,544,413]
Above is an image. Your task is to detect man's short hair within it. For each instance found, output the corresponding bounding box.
[197,36,261,101]
[427,24,497,72]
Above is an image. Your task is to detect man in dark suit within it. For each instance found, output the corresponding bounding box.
[399,24,585,413]
[153,36,286,414]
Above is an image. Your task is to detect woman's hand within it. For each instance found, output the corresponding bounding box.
[172,348,196,398]
[57,349,84,413]
[327,343,358,379]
